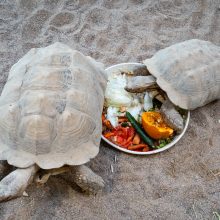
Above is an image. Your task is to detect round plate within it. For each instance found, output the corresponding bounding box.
[101,62,190,155]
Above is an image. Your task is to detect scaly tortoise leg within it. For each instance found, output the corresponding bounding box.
[0,165,39,202]
[35,165,105,194]
[72,165,105,194]
[160,99,184,133]
[35,166,71,184]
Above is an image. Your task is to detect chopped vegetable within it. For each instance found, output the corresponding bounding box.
[143,92,153,111]
[119,106,127,112]
[153,138,172,149]
[126,99,142,121]
[106,106,119,127]
[104,125,135,148]
[132,133,141,145]
[102,113,113,130]
[105,74,133,107]
[142,146,150,152]
[104,132,115,138]
[147,107,155,112]
[126,111,154,147]
[142,112,173,139]
[128,144,148,151]
[118,116,128,123]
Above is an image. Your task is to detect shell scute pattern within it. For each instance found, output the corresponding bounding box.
[19,90,64,118]
[0,42,107,169]
[21,66,73,91]
[56,109,96,146]
[144,39,220,109]
[18,115,55,154]
[29,51,72,68]
[66,89,87,113]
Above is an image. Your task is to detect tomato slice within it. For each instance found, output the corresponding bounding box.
[116,136,124,143]
[127,127,135,138]
[103,123,137,149]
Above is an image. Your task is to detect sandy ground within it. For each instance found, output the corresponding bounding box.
[0,0,220,219]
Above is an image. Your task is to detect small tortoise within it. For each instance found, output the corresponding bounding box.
[126,39,220,131]
[0,42,107,202]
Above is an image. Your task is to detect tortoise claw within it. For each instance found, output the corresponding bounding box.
[72,165,104,194]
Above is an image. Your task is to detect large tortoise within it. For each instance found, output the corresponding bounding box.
[126,39,220,131]
[0,42,107,202]
[143,39,220,110]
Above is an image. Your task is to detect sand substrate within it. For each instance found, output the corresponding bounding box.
[0,0,220,219]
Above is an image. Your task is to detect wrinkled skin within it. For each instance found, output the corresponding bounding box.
[0,163,104,202]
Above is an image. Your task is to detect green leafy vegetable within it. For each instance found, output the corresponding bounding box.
[153,138,172,149]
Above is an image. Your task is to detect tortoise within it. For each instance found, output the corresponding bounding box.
[0,42,107,202]
[126,39,220,132]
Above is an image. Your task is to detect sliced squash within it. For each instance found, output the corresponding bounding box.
[142,112,173,139]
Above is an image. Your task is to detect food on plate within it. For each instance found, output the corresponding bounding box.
[141,112,173,139]
[105,73,132,107]
[126,111,154,147]
[132,133,140,145]
[102,66,187,152]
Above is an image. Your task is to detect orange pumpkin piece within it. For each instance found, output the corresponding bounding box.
[142,112,173,139]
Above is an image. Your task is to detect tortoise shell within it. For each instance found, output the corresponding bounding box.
[143,39,220,109]
[0,42,107,169]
